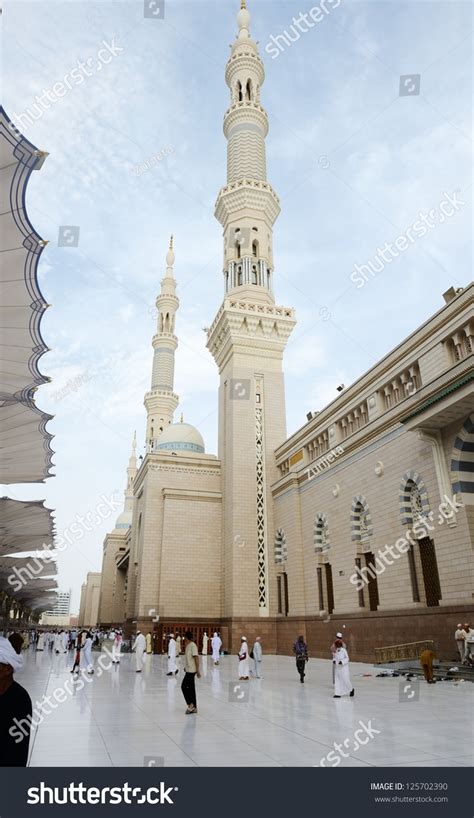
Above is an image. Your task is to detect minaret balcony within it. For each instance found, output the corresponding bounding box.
[225,51,264,87]
[215,180,280,225]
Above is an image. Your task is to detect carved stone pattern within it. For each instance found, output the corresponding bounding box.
[255,407,267,608]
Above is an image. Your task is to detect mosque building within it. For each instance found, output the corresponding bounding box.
[97,0,473,660]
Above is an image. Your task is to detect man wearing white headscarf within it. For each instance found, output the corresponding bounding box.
[211,632,222,665]
[333,640,354,698]
[133,630,146,672]
[238,636,250,680]
[0,634,32,766]
[202,631,209,656]
[112,629,122,664]
[82,632,94,674]
[53,631,62,654]
[166,634,178,676]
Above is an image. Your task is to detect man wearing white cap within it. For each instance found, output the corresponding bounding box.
[112,629,122,664]
[238,636,250,680]
[455,624,465,662]
[133,630,146,673]
[211,632,222,665]
[0,634,32,766]
[330,632,346,683]
[166,633,178,676]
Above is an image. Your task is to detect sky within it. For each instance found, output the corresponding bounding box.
[2,0,472,612]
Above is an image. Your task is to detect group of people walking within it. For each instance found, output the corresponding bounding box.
[293,632,354,697]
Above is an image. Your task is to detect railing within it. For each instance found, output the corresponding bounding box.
[374,640,435,664]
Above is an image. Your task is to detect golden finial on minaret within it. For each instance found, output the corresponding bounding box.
[166,234,175,268]
[180,413,184,423]
[241,0,247,8]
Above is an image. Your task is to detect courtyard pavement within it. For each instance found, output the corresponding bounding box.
[15,648,474,767]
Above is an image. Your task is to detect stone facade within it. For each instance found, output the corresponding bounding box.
[78,572,101,628]
[96,1,474,661]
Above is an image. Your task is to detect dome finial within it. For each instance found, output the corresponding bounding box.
[180,412,184,423]
[237,0,250,38]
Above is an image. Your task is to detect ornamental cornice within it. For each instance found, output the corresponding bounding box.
[225,53,265,86]
[215,180,280,224]
[224,103,269,137]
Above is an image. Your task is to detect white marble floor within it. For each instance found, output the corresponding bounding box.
[17,649,473,767]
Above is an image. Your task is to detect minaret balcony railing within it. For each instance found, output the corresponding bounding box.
[216,177,280,204]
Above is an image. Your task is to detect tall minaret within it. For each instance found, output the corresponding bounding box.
[207,1,296,624]
[144,238,180,451]
[124,431,137,512]
[215,0,279,299]
[113,432,138,530]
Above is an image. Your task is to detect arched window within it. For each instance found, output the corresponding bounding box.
[251,265,258,284]
[399,472,431,526]
[236,241,241,259]
[314,513,330,553]
[245,79,252,101]
[252,240,258,257]
[237,266,243,286]
[399,471,440,607]
[236,81,243,102]
[351,497,378,611]
[451,412,474,501]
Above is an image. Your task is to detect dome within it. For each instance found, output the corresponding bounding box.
[156,421,205,454]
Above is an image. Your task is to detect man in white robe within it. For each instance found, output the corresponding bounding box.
[133,630,146,672]
[166,634,178,675]
[36,633,44,651]
[82,632,94,674]
[211,632,222,665]
[238,636,250,680]
[53,631,62,654]
[333,640,354,698]
[202,632,208,656]
[61,631,69,653]
[112,630,122,664]
[252,636,263,678]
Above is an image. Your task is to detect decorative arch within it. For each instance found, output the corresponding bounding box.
[274,528,287,564]
[350,496,373,543]
[314,512,330,553]
[399,470,431,525]
[451,413,474,502]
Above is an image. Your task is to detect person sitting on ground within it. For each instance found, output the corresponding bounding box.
[0,634,32,767]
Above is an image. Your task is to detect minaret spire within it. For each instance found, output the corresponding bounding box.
[144,240,180,452]
[124,431,137,510]
[214,0,279,300]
